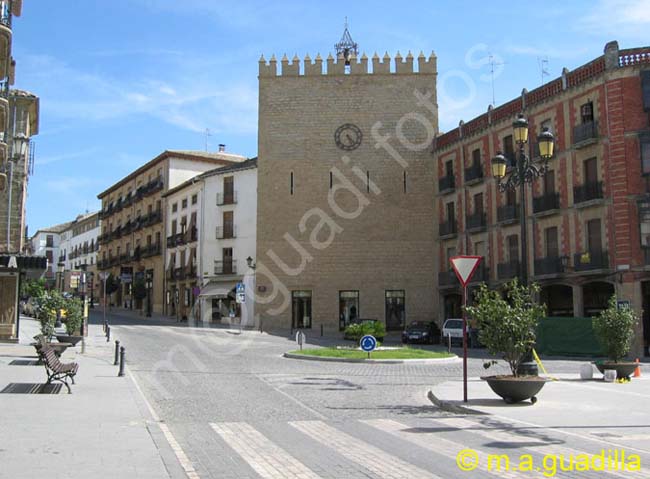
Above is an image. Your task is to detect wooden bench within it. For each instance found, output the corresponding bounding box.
[39,345,79,394]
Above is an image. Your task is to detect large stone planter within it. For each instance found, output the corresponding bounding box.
[55,334,82,346]
[482,375,547,404]
[594,361,637,380]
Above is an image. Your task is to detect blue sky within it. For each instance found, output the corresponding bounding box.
[16,0,650,233]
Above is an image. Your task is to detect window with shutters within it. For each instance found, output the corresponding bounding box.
[587,219,602,253]
[581,101,594,123]
[545,227,559,258]
[507,235,519,263]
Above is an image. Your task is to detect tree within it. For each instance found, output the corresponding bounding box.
[36,291,66,338]
[63,297,84,336]
[21,278,46,300]
[105,274,120,295]
[465,279,546,377]
[593,295,638,362]
[132,278,147,301]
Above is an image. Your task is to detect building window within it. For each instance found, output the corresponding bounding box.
[581,101,594,123]
[446,202,455,223]
[366,171,370,193]
[641,137,650,175]
[584,157,598,184]
[172,203,178,213]
[506,188,516,206]
[474,241,485,258]
[507,235,519,263]
[503,135,515,166]
[473,193,483,215]
[292,291,312,329]
[544,170,555,194]
[46,235,54,248]
[290,171,294,195]
[545,227,559,258]
[403,171,407,193]
[446,247,456,267]
[339,291,359,330]
[385,290,405,331]
[445,159,453,177]
[182,198,188,209]
[191,194,198,205]
[329,171,333,189]
[587,218,602,253]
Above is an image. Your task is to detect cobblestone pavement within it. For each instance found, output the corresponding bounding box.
[92,310,650,479]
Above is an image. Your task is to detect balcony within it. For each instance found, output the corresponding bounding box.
[119,254,129,265]
[497,260,520,280]
[216,225,237,239]
[141,243,161,258]
[215,260,237,275]
[166,233,184,248]
[466,212,487,232]
[438,175,455,193]
[174,267,185,280]
[574,250,609,272]
[533,192,560,215]
[217,191,238,206]
[534,256,567,276]
[573,181,603,205]
[147,177,164,195]
[497,204,519,224]
[573,121,599,146]
[438,270,458,287]
[131,247,141,262]
[97,259,109,270]
[439,220,457,238]
[58,255,66,264]
[464,163,483,184]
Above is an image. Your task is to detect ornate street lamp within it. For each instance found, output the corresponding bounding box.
[491,114,555,377]
[491,114,555,286]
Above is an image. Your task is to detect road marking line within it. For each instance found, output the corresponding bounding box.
[362,418,526,479]
[436,417,646,479]
[210,422,322,479]
[128,366,200,478]
[290,420,441,479]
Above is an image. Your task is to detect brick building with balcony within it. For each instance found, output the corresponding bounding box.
[433,41,650,356]
[96,149,245,314]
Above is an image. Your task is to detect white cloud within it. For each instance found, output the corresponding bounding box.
[576,0,650,38]
[37,148,100,166]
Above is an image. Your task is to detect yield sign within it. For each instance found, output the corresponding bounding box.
[450,256,482,287]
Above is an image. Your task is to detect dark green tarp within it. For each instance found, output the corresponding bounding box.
[536,317,604,357]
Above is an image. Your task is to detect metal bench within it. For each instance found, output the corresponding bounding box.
[38,345,79,394]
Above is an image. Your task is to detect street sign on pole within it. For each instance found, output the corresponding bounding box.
[450,255,483,403]
[360,335,377,359]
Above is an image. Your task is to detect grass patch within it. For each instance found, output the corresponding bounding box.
[289,347,454,360]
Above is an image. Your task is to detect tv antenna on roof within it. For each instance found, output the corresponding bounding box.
[488,53,506,107]
[538,56,549,85]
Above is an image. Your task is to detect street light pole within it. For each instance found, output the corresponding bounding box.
[518,144,528,287]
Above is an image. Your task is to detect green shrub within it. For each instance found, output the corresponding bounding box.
[64,297,84,336]
[344,321,386,341]
[35,291,66,339]
[465,280,546,377]
[593,295,638,362]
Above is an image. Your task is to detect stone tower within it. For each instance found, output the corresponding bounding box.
[255,43,439,332]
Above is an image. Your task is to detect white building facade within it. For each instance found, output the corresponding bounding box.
[163,158,257,325]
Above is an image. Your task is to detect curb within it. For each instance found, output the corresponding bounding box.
[283,352,460,364]
[427,389,486,415]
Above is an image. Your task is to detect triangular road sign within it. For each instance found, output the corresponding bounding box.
[450,256,482,287]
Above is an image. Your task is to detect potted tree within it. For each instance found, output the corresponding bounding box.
[55,297,84,346]
[593,295,639,380]
[465,280,547,404]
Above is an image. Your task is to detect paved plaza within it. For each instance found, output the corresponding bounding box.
[2,310,650,478]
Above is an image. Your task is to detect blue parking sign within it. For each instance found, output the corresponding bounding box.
[236,283,245,293]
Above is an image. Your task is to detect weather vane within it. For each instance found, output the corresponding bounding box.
[334,17,358,65]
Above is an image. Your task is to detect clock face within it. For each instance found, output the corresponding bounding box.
[334,123,363,151]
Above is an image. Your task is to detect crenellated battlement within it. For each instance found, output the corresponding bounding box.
[258,51,437,77]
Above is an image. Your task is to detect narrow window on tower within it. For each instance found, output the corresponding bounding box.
[290,171,294,195]
[366,171,370,193]
[403,171,407,193]
[329,171,333,189]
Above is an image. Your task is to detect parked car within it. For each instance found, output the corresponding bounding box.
[401,321,440,344]
[441,318,468,346]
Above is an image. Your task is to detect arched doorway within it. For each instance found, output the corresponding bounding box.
[443,293,462,319]
[583,281,614,317]
[540,284,574,317]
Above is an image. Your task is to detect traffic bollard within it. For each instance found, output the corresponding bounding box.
[106,325,110,342]
[320,324,323,337]
[114,340,120,365]
[118,346,125,377]
[447,333,451,354]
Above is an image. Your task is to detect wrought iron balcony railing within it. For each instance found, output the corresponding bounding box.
[573,121,598,145]
[439,220,457,237]
[466,212,487,231]
[574,250,609,271]
[438,175,455,193]
[534,256,567,276]
[573,181,603,204]
[533,192,560,214]
[497,260,520,279]
[497,204,519,223]
[464,163,483,183]
[217,191,238,205]
[214,260,237,275]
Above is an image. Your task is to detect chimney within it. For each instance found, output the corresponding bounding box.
[218,144,226,152]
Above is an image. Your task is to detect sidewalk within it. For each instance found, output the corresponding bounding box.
[430,371,650,454]
[0,317,186,479]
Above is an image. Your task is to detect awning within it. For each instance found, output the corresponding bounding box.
[199,282,236,298]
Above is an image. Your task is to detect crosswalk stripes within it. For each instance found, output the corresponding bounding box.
[436,417,646,479]
[362,418,528,479]
[290,420,442,479]
[210,422,323,479]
